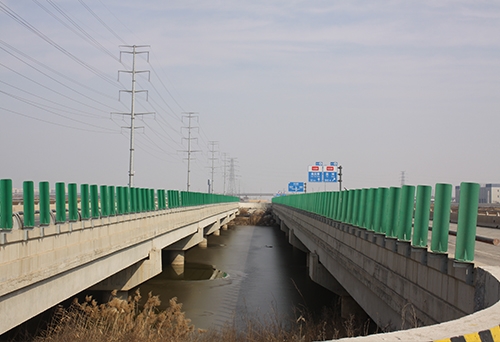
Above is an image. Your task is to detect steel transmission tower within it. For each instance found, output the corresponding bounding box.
[207,141,219,193]
[227,157,238,196]
[112,45,153,187]
[222,153,228,195]
[179,112,201,192]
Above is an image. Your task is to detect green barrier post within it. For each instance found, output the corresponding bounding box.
[100,185,108,217]
[108,186,115,216]
[80,184,90,220]
[55,182,66,223]
[39,181,51,225]
[90,185,100,218]
[23,181,35,228]
[364,188,376,230]
[385,187,401,238]
[396,185,415,241]
[0,179,13,229]
[455,182,480,262]
[431,183,452,253]
[412,185,432,247]
[68,183,78,222]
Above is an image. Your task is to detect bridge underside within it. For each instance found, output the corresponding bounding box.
[0,203,238,335]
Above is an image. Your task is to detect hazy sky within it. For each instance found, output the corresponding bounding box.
[1,1,499,194]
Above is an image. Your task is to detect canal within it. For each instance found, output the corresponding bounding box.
[134,223,339,331]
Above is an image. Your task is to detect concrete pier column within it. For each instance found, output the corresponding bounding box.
[213,229,220,236]
[199,238,208,248]
[222,224,228,230]
[169,251,185,279]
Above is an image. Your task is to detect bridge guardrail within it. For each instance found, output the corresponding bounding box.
[272,182,480,262]
[0,179,239,231]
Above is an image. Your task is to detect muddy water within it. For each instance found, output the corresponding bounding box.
[134,225,338,331]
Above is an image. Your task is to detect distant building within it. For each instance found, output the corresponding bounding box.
[455,184,500,204]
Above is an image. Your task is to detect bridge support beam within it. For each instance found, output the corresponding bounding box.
[90,248,162,292]
[289,229,308,253]
[308,252,348,296]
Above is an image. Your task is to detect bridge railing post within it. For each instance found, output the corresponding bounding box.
[23,181,35,228]
[364,188,375,230]
[396,185,415,241]
[385,187,400,238]
[108,186,116,216]
[430,183,452,253]
[455,182,480,262]
[100,185,108,217]
[412,185,432,247]
[39,181,51,226]
[68,183,78,222]
[55,182,66,224]
[80,184,90,220]
[90,185,100,219]
[0,179,13,230]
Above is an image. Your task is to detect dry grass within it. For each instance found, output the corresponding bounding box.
[35,290,195,342]
[26,289,374,342]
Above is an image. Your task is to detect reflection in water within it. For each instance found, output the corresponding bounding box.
[134,225,338,331]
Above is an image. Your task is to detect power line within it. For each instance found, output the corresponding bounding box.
[78,0,127,45]
[0,2,118,86]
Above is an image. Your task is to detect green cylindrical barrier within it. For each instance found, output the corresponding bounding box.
[364,188,376,230]
[385,187,401,238]
[352,189,361,226]
[331,191,339,220]
[412,185,432,247]
[55,182,66,223]
[379,188,390,234]
[68,183,78,222]
[431,183,452,253]
[340,190,349,222]
[373,187,388,233]
[138,188,144,212]
[130,187,137,213]
[346,190,355,224]
[39,181,51,225]
[80,184,90,220]
[455,182,480,262]
[0,179,13,229]
[357,189,367,227]
[90,185,99,218]
[108,186,116,216]
[23,181,35,228]
[396,185,415,241]
[150,188,155,211]
[100,185,108,217]
[124,187,130,213]
[116,186,123,215]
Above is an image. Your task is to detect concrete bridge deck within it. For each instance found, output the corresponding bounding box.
[271,204,500,342]
[0,202,238,335]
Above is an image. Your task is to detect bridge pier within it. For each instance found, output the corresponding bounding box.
[199,238,208,248]
[168,251,185,279]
